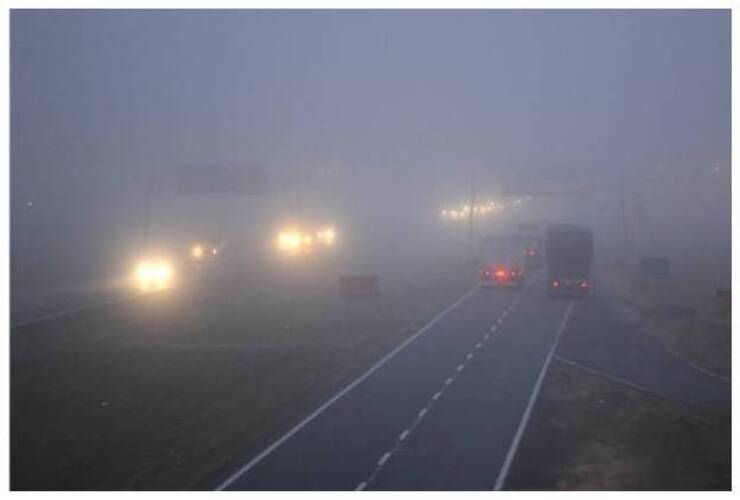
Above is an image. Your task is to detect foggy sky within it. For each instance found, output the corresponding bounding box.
[10,9,731,283]
[12,10,730,189]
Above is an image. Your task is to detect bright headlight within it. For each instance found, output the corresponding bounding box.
[191,245,204,259]
[134,260,173,291]
[316,227,336,245]
[277,231,303,253]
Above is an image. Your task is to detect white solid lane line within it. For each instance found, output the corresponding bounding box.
[11,295,134,329]
[214,286,479,491]
[493,301,575,491]
[357,290,522,491]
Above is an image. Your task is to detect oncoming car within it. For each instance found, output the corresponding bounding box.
[190,242,220,262]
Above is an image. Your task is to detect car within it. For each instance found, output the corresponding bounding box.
[480,264,524,288]
[479,235,525,289]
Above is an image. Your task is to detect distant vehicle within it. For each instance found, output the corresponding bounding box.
[510,228,543,270]
[479,235,524,289]
[275,224,338,257]
[516,232,544,270]
[189,242,221,263]
[524,244,544,269]
[545,224,594,296]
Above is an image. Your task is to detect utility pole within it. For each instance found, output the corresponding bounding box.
[619,176,629,270]
[144,178,152,245]
[468,170,476,270]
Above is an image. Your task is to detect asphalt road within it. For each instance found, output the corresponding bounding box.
[12,261,728,490]
[216,269,731,491]
[557,295,730,409]
[217,272,575,490]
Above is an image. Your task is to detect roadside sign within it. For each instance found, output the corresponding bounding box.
[716,288,731,316]
[640,257,671,279]
[339,275,379,298]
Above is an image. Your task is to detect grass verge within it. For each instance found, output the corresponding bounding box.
[506,360,730,490]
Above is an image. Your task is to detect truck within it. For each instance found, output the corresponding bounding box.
[545,224,594,296]
[479,234,525,289]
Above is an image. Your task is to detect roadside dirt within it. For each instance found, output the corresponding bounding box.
[506,360,730,490]
[596,265,730,379]
[11,253,473,490]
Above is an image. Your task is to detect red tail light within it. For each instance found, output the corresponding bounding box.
[552,280,560,288]
[580,281,589,289]
[495,270,507,278]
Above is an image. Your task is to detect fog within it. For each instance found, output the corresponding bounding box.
[11,9,730,289]
[8,10,733,491]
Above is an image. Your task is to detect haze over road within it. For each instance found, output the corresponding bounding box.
[216,273,728,491]
[10,9,730,491]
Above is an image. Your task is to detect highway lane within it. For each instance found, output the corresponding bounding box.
[557,295,730,409]
[218,271,574,490]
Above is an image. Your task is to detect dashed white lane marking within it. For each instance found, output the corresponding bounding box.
[493,301,575,491]
[354,290,530,492]
[377,452,392,467]
[497,317,504,324]
[214,286,479,491]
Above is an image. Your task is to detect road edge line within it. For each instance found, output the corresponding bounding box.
[552,354,727,410]
[493,300,575,491]
[214,285,479,491]
[11,296,134,330]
